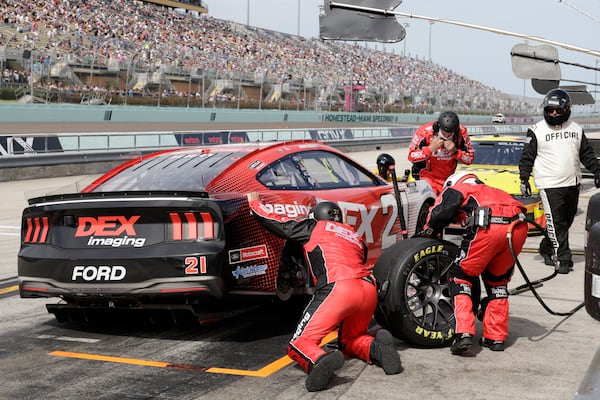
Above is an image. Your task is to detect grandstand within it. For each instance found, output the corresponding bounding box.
[0,0,537,114]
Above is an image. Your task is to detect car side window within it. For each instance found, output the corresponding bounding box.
[257,150,377,190]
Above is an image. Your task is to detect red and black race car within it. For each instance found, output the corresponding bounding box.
[19,140,459,347]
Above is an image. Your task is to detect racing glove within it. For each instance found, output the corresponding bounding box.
[595,173,600,188]
[417,226,439,239]
[520,180,531,197]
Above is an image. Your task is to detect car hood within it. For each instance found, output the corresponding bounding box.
[457,165,538,195]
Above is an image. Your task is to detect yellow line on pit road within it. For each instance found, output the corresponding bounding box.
[0,285,18,295]
[50,331,339,377]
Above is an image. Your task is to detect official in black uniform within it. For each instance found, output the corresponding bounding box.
[519,88,600,274]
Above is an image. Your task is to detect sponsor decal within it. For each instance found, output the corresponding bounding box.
[414,326,453,340]
[308,129,353,140]
[248,160,265,170]
[231,264,268,279]
[293,311,311,339]
[229,244,268,264]
[324,221,362,246]
[413,245,445,262]
[75,215,146,247]
[75,216,140,236]
[258,202,310,219]
[86,236,146,248]
[0,135,62,156]
[72,265,126,281]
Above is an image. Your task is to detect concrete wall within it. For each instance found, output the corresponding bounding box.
[0,103,495,124]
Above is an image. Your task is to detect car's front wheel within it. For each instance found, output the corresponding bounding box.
[373,237,458,347]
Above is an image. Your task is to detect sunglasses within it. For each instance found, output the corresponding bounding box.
[544,106,565,115]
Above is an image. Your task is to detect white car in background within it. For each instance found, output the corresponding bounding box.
[491,113,506,124]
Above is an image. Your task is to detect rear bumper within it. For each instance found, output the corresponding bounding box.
[19,275,224,299]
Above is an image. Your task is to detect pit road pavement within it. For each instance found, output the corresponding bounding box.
[1,148,599,400]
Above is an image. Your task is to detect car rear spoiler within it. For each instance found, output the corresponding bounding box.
[27,190,210,205]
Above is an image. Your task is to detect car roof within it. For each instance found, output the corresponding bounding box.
[84,140,354,193]
[470,134,526,142]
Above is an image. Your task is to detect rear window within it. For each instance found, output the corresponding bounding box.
[92,151,246,191]
[257,150,377,190]
[471,141,524,166]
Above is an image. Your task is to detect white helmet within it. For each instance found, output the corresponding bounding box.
[444,172,480,188]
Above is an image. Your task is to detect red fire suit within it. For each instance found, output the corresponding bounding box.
[424,182,528,342]
[408,122,475,195]
[248,199,377,373]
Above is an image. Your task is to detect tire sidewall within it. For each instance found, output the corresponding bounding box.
[374,237,459,347]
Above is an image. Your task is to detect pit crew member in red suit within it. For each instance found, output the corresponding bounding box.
[408,111,475,195]
[247,192,402,392]
[423,172,528,354]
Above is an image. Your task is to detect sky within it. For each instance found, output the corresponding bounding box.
[203,0,600,103]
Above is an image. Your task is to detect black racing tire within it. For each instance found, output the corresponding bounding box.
[373,237,458,347]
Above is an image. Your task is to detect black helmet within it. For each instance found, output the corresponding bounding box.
[543,88,571,126]
[437,111,460,137]
[311,201,342,222]
[376,153,396,179]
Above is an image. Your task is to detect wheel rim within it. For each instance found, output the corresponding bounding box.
[404,253,454,331]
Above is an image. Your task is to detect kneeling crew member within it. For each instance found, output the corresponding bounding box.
[247,193,402,392]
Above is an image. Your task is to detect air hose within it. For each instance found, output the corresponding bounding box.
[506,217,584,317]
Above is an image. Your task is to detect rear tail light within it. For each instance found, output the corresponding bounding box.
[168,212,216,240]
[24,217,50,243]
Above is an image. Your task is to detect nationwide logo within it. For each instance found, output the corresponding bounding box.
[231,264,268,279]
[229,244,268,264]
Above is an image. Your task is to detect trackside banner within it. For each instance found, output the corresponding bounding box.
[175,131,249,145]
[309,129,354,140]
[0,136,62,156]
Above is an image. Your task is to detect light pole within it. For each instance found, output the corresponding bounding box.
[297,0,301,36]
[595,59,598,113]
[403,23,409,56]
[428,21,434,61]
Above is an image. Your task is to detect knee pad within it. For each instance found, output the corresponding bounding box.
[488,285,509,300]
[448,263,479,298]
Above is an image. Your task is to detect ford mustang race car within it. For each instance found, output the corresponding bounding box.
[19,140,441,342]
[456,134,545,234]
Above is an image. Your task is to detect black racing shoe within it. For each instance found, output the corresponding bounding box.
[539,250,555,266]
[370,329,402,375]
[557,260,574,275]
[480,337,505,351]
[305,350,344,392]
[450,333,473,355]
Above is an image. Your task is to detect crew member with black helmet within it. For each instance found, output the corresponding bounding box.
[247,193,402,392]
[375,153,396,181]
[423,172,528,354]
[408,111,475,195]
[519,88,600,274]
